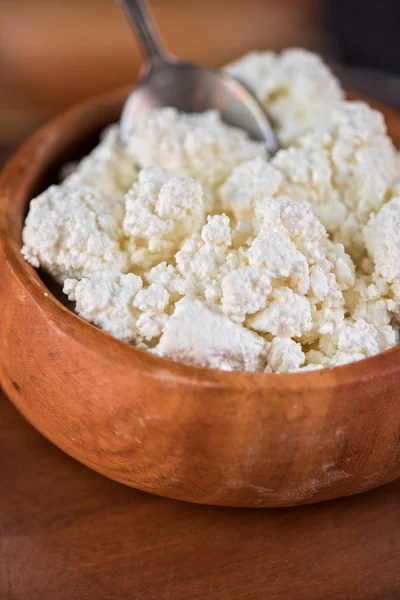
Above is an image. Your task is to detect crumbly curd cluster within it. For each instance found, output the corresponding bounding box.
[22,49,400,373]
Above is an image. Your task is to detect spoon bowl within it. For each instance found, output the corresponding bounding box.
[117,0,278,153]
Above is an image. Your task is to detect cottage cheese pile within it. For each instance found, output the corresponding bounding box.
[22,49,400,373]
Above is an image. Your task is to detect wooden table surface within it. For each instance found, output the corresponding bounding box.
[1,389,400,600]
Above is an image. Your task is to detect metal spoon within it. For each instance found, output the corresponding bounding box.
[116,0,278,153]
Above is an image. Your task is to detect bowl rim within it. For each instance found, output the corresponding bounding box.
[1,86,400,392]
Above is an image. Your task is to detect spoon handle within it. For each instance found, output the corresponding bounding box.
[117,0,168,64]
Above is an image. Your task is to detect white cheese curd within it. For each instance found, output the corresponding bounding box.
[219,100,400,265]
[22,185,129,282]
[219,157,285,221]
[125,107,267,205]
[364,196,400,286]
[226,48,344,146]
[248,288,313,339]
[221,266,273,324]
[63,273,143,343]
[64,274,171,344]
[63,125,138,199]
[21,47,400,373]
[174,214,246,303]
[124,165,205,270]
[154,295,267,372]
[297,102,399,258]
[266,338,305,373]
[318,319,397,367]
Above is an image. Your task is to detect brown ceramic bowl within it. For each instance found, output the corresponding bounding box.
[1,88,400,508]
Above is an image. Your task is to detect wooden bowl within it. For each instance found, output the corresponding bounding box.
[1,89,400,508]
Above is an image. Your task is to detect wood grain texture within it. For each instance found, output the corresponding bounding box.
[1,89,400,508]
[1,388,400,600]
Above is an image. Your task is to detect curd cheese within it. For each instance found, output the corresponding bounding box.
[126,107,267,204]
[21,48,400,373]
[123,165,205,270]
[226,48,344,146]
[22,185,129,282]
[64,125,138,198]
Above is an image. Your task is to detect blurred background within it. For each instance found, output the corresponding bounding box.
[1,0,399,165]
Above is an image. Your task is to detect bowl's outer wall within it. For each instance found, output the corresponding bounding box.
[1,89,400,508]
